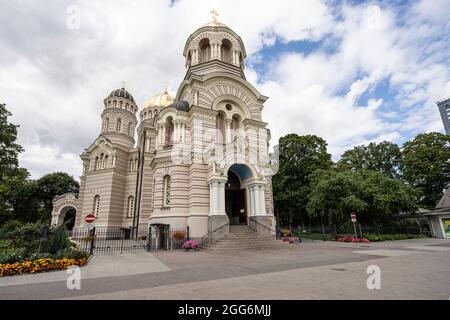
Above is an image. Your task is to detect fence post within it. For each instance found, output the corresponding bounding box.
[186,226,190,241]
[39,225,49,254]
[89,227,96,255]
[147,227,152,252]
[120,229,124,254]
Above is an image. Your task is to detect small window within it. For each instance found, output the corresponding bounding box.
[163,175,171,207]
[93,195,100,217]
[116,118,122,133]
[225,104,232,111]
[127,196,134,218]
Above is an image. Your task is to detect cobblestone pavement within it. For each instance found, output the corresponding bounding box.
[0,238,449,299]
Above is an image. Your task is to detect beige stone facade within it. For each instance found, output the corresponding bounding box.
[52,20,275,238]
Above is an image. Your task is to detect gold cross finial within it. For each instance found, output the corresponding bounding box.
[210,9,219,23]
[121,81,126,89]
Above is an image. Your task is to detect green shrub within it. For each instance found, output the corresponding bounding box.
[363,233,425,242]
[46,227,71,254]
[0,221,22,238]
[0,248,27,264]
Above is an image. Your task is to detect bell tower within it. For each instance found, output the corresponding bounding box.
[182,11,247,79]
[101,85,138,149]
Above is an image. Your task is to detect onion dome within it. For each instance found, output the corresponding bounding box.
[108,87,135,103]
[168,101,190,112]
[143,89,174,109]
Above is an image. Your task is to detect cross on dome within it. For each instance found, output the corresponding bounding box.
[210,9,219,23]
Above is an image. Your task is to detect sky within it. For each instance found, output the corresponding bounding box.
[0,0,449,180]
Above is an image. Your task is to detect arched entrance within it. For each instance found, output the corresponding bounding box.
[51,193,78,229]
[225,164,253,225]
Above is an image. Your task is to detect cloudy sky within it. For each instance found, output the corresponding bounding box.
[1,0,449,180]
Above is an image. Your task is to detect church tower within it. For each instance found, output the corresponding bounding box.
[101,86,138,148]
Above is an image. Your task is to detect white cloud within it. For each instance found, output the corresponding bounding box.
[0,0,448,179]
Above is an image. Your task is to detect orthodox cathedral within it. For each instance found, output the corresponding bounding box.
[51,16,275,239]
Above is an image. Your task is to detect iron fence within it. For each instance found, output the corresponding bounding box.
[148,227,189,251]
[278,223,432,241]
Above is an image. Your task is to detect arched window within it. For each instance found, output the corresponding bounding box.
[103,118,109,132]
[165,117,174,146]
[127,122,133,136]
[199,38,211,63]
[163,175,171,207]
[221,39,232,64]
[125,103,129,110]
[231,114,241,141]
[103,155,108,169]
[94,157,99,170]
[113,100,117,107]
[93,195,100,217]
[116,118,122,133]
[149,110,152,118]
[127,195,134,218]
[216,112,226,145]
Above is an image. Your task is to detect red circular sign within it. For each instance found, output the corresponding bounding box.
[85,214,95,223]
[351,212,356,218]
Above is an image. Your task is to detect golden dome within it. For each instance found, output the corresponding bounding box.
[143,89,175,109]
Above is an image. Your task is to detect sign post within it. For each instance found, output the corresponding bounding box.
[351,212,358,238]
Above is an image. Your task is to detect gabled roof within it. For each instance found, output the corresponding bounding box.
[435,185,450,210]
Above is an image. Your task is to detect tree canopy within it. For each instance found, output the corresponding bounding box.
[401,132,450,207]
[306,169,417,225]
[0,103,24,180]
[273,134,332,225]
[337,141,401,178]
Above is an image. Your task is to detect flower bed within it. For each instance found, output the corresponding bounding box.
[336,235,370,243]
[281,236,299,244]
[0,258,88,277]
[182,240,199,250]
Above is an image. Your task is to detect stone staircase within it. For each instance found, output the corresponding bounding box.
[205,225,290,253]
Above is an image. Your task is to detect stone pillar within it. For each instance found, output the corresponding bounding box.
[208,178,230,237]
[258,185,266,215]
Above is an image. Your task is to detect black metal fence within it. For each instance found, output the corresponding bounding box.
[278,223,432,241]
[69,226,190,254]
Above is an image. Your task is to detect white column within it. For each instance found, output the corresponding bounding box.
[249,186,255,217]
[218,182,225,214]
[209,183,213,215]
[174,123,178,142]
[259,186,266,215]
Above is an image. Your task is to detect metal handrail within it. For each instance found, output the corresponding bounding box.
[199,222,229,247]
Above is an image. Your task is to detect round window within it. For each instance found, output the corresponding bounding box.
[225,104,232,111]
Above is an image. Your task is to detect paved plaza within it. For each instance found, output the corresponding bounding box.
[1,238,449,300]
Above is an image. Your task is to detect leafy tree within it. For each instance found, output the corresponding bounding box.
[0,168,39,224]
[35,172,79,220]
[401,132,450,207]
[273,134,332,226]
[337,141,401,178]
[0,103,24,180]
[306,169,417,225]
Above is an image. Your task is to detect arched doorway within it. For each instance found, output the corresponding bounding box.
[51,193,78,229]
[225,164,252,225]
[60,206,76,230]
